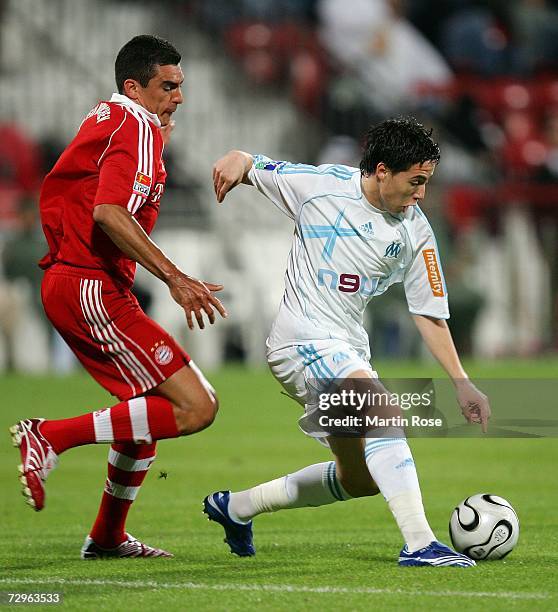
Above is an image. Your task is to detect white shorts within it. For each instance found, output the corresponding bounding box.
[267,340,376,406]
[267,340,377,442]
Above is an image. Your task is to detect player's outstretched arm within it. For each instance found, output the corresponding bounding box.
[412,314,491,433]
[93,204,227,330]
[213,150,253,203]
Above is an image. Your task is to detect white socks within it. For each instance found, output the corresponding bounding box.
[387,491,435,552]
[364,436,435,552]
[227,437,436,553]
[228,461,351,523]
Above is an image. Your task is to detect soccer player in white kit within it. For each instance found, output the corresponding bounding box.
[204,118,490,566]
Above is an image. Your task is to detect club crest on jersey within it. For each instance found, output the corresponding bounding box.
[151,340,174,366]
[384,241,402,259]
[133,172,152,197]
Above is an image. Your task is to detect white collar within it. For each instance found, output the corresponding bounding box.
[110,93,161,127]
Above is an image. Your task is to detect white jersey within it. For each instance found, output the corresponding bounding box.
[248,156,449,359]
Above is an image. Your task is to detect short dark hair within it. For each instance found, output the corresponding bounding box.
[359,117,441,176]
[115,35,181,94]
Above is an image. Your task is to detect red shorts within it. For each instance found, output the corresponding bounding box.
[42,264,190,401]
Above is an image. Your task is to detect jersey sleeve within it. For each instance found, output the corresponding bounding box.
[94,110,155,213]
[403,216,450,319]
[248,155,352,220]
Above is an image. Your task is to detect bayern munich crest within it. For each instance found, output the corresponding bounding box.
[154,344,174,366]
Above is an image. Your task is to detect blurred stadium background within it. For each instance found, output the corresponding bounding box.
[0,0,557,373]
[2,3,558,608]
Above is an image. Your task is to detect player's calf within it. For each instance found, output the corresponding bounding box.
[336,471,380,498]
[9,396,183,511]
[328,436,380,498]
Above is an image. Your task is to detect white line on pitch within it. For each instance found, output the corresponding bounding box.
[0,578,553,601]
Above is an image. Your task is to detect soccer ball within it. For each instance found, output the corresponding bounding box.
[449,494,519,560]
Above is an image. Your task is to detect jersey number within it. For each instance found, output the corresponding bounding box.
[318,268,379,296]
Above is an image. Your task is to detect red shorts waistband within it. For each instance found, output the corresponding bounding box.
[45,263,130,288]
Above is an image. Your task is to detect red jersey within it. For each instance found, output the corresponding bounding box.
[39,94,167,288]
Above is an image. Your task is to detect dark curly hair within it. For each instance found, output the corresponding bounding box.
[359,117,441,176]
[115,35,181,94]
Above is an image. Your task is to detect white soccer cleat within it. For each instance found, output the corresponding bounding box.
[10,418,58,511]
[80,533,174,559]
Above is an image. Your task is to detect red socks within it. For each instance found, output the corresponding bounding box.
[40,396,179,454]
[39,395,180,549]
[89,442,157,548]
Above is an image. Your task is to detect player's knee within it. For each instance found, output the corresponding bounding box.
[204,392,219,427]
[173,392,219,435]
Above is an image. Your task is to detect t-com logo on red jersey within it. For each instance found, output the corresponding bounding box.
[133,172,152,197]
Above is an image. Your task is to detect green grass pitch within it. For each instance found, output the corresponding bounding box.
[1,359,557,611]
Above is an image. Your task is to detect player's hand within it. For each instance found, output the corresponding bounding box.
[167,273,227,330]
[160,120,176,145]
[455,379,491,433]
[212,151,252,203]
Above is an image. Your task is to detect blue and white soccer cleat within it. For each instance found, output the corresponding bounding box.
[398,541,476,567]
[203,490,255,557]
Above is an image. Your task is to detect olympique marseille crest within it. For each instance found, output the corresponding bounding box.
[151,340,174,365]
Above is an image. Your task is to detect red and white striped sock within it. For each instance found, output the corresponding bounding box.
[89,442,157,548]
[40,396,179,454]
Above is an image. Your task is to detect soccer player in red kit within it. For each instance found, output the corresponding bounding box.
[9,35,227,559]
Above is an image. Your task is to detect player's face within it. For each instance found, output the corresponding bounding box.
[377,161,436,214]
[131,64,185,126]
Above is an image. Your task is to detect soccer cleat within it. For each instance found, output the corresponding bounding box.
[203,490,255,557]
[80,533,173,559]
[398,540,476,567]
[10,418,58,511]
